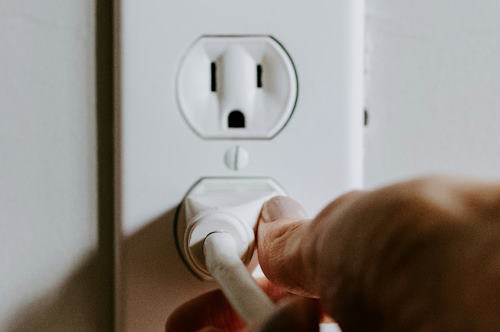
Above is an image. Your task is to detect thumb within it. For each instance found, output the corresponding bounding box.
[257,196,319,296]
[249,298,320,332]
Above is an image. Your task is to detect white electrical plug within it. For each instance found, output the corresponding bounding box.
[175,178,285,324]
[175,178,285,280]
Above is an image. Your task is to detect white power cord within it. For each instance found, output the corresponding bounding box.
[203,231,276,324]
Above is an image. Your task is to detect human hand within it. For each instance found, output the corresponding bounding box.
[168,176,500,331]
[166,276,321,332]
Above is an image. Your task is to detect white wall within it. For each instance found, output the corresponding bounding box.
[1,0,500,330]
[0,1,104,330]
[365,0,500,186]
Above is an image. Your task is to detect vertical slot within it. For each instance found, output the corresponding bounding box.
[211,62,217,92]
[256,64,263,88]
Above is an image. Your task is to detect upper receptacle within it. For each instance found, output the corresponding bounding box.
[177,36,298,139]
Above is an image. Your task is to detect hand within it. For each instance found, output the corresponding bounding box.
[168,176,500,331]
[166,277,320,332]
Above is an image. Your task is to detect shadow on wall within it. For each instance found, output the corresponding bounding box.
[7,1,116,330]
[6,208,202,331]
[121,208,215,331]
[6,256,106,332]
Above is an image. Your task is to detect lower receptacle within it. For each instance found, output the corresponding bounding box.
[175,178,286,280]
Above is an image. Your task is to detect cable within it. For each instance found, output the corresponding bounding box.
[203,231,276,324]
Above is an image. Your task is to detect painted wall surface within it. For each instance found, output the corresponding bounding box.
[2,0,500,330]
[365,0,500,187]
[0,1,106,330]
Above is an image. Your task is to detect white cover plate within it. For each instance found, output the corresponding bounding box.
[116,0,364,330]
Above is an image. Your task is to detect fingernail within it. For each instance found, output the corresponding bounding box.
[261,196,308,223]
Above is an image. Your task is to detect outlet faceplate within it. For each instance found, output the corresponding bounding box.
[177,36,298,139]
[117,1,364,331]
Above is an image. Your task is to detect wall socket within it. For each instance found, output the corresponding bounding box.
[116,1,364,330]
[177,36,298,139]
[176,178,286,280]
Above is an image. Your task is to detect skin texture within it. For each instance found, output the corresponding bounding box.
[167,176,500,331]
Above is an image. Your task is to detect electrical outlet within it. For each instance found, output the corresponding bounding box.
[116,1,364,331]
[177,36,298,139]
[176,178,286,280]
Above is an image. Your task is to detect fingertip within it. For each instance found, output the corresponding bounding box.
[260,196,308,223]
[257,197,317,296]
